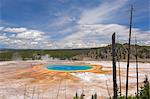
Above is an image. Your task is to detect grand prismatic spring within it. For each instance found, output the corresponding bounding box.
[46,65,94,72]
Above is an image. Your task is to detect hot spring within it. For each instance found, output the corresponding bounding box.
[46,64,94,72]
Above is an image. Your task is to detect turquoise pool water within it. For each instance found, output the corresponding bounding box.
[46,65,93,71]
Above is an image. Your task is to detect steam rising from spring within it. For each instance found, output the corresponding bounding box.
[12,53,22,61]
[41,54,59,61]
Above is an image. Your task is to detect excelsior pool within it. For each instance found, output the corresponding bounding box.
[46,64,94,72]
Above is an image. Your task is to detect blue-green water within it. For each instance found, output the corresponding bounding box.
[46,65,93,71]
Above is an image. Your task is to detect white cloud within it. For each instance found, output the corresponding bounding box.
[78,0,128,24]
[16,30,44,39]
[0,35,7,39]
[3,27,27,33]
[57,24,150,48]
[49,16,76,27]
[0,24,149,49]
[0,27,4,31]
[31,41,38,45]
[144,41,150,45]
[0,27,53,49]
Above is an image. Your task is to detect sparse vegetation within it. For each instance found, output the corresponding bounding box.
[73,76,150,99]
[117,76,150,99]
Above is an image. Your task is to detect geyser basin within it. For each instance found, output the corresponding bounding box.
[46,64,94,72]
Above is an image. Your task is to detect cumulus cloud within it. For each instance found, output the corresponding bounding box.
[16,30,44,39]
[0,24,149,49]
[3,27,27,33]
[0,27,53,49]
[0,35,7,40]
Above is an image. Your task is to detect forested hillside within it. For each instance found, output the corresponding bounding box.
[74,43,150,61]
[0,43,150,62]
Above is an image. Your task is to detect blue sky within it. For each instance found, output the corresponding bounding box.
[0,0,149,49]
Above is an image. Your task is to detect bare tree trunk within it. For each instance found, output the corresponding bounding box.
[116,49,122,96]
[112,32,117,99]
[126,5,133,99]
[135,37,139,98]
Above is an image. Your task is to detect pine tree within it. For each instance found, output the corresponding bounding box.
[91,95,94,99]
[94,93,97,99]
[139,75,150,99]
[73,92,79,99]
[80,93,85,99]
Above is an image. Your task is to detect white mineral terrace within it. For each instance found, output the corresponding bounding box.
[0,60,149,99]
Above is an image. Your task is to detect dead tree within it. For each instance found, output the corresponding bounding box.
[112,32,117,99]
[126,5,133,99]
[116,48,122,96]
[80,92,85,99]
[135,37,139,98]
[94,92,97,99]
